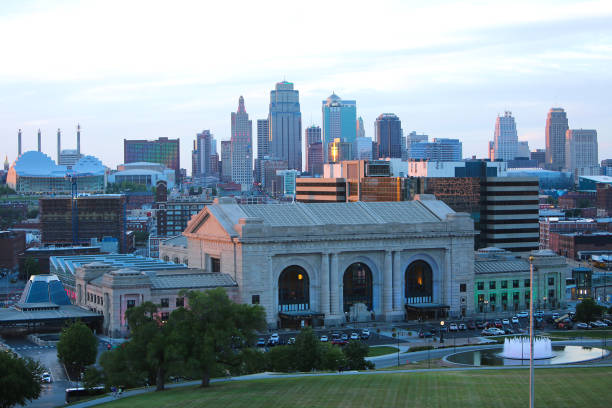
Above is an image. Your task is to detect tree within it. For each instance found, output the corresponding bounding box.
[82,366,104,391]
[343,340,372,370]
[0,352,44,408]
[293,328,321,372]
[125,302,177,391]
[24,256,40,279]
[576,298,605,323]
[173,288,266,387]
[57,321,98,381]
[320,344,347,371]
[26,209,39,219]
[265,346,295,372]
[99,343,147,389]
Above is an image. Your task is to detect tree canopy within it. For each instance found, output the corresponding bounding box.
[576,298,605,323]
[0,352,44,408]
[57,321,98,380]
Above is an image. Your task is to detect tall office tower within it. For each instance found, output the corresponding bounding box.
[37,129,41,152]
[192,130,213,177]
[488,141,495,160]
[191,140,199,177]
[254,119,270,183]
[220,140,231,181]
[545,108,569,170]
[531,149,546,167]
[210,136,217,156]
[327,138,353,163]
[565,129,598,175]
[409,138,462,161]
[356,116,366,139]
[231,96,253,190]
[269,81,302,171]
[356,137,373,160]
[18,129,22,157]
[305,125,322,175]
[406,131,428,159]
[322,93,356,162]
[76,124,81,155]
[494,111,518,161]
[375,113,402,159]
[57,129,61,163]
[517,141,530,158]
[124,137,180,181]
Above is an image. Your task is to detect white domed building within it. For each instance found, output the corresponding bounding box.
[7,151,106,194]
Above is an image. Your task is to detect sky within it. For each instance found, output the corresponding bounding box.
[1,0,611,173]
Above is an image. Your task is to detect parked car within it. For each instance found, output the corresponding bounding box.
[287,337,296,345]
[41,372,51,383]
[481,328,501,336]
[418,330,433,338]
[502,318,510,325]
[269,333,280,344]
[320,335,329,342]
[458,323,467,331]
[467,321,476,330]
[476,321,485,329]
[491,328,505,335]
[494,320,503,328]
[331,337,347,346]
[575,322,589,329]
[602,319,612,326]
[350,332,360,340]
[517,311,529,318]
[511,316,519,324]
[449,323,458,332]
[504,327,514,334]
[534,311,544,318]
[591,321,607,328]
[360,329,370,339]
[256,338,266,347]
[341,333,349,341]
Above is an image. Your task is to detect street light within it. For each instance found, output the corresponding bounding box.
[529,256,535,408]
[484,300,489,325]
[543,296,547,311]
[440,320,444,344]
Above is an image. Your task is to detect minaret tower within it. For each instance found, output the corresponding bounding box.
[76,124,81,156]
[18,129,22,156]
[57,128,61,163]
[37,129,42,152]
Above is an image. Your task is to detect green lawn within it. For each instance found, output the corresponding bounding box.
[98,367,611,408]
[367,346,398,357]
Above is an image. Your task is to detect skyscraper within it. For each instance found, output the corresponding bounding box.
[305,125,322,146]
[191,130,213,177]
[545,108,569,170]
[305,125,322,175]
[322,93,356,162]
[220,140,231,181]
[375,113,402,159]
[409,138,462,161]
[254,119,269,183]
[124,137,180,181]
[231,96,253,190]
[269,81,302,171]
[565,129,598,175]
[494,111,518,161]
[356,116,366,139]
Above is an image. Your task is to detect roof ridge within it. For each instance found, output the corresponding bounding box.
[296,202,323,225]
[356,201,386,223]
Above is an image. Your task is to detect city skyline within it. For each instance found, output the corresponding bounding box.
[1,0,611,169]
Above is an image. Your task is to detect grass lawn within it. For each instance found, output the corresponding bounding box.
[367,346,398,357]
[99,367,611,408]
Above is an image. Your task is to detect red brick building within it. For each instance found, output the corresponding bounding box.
[597,183,612,216]
[555,231,612,259]
[0,230,26,272]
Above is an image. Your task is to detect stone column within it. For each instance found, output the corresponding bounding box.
[383,250,393,314]
[330,253,339,316]
[392,250,402,311]
[320,253,330,317]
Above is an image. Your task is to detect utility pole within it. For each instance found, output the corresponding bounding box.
[529,255,535,408]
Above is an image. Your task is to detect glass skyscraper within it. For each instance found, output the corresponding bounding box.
[494,111,518,161]
[269,81,302,171]
[545,108,569,171]
[124,137,180,181]
[322,93,356,162]
[375,113,402,159]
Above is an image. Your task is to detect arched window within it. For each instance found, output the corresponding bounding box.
[405,260,433,304]
[173,257,179,264]
[183,258,188,266]
[343,262,373,312]
[163,255,170,262]
[278,266,309,312]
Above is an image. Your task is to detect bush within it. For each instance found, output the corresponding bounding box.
[320,344,347,371]
[407,345,434,352]
[266,346,295,372]
[343,340,371,370]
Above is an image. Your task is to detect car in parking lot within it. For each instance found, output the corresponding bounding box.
[341,333,349,341]
[449,323,458,331]
[590,321,607,328]
[517,311,529,318]
[320,335,329,342]
[350,332,360,340]
[503,327,514,334]
[287,337,296,345]
[575,322,589,329]
[502,318,510,325]
[360,329,370,339]
[534,311,544,318]
[269,333,280,345]
[494,319,503,328]
[418,330,433,338]
[602,319,612,326]
[41,372,51,383]
[458,323,467,331]
[511,316,519,324]
[475,321,485,329]
[256,338,266,347]
[467,321,476,330]
[481,327,505,336]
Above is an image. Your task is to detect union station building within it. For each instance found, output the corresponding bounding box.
[179,195,476,328]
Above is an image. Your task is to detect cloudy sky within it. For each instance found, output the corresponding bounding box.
[1,0,611,172]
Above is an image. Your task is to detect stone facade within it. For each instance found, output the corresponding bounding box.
[183,196,475,328]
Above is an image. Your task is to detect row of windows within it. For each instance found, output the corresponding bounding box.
[87,292,103,305]
[160,297,185,308]
[478,289,557,304]
[476,277,556,291]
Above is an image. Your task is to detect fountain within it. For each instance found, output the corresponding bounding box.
[499,336,555,359]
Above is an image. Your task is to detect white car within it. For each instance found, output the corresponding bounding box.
[350,332,359,340]
[449,323,458,331]
[511,316,519,324]
[320,335,329,342]
[517,311,529,318]
[41,372,52,383]
[502,318,510,325]
[269,333,279,344]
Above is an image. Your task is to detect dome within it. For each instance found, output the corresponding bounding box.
[11,151,67,177]
[72,155,105,176]
[326,93,341,105]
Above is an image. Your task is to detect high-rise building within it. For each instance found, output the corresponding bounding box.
[531,149,546,167]
[124,137,180,181]
[409,138,462,161]
[356,116,366,139]
[269,81,302,171]
[517,141,530,158]
[231,96,253,190]
[305,125,322,146]
[375,113,402,159]
[192,130,213,177]
[255,119,270,184]
[494,111,518,161]
[356,137,373,160]
[545,108,569,170]
[565,129,598,176]
[327,138,353,163]
[322,93,356,162]
[305,125,322,176]
[220,140,232,182]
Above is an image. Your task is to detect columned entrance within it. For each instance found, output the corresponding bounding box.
[343,262,373,315]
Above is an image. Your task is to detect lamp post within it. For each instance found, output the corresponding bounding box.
[529,256,534,408]
[440,320,444,344]
[543,296,547,311]
[484,300,489,326]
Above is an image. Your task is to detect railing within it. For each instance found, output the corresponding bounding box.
[406,296,432,304]
[278,303,310,312]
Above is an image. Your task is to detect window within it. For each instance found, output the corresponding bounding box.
[548,277,554,286]
[513,292,519,301]
[459,283,466,293]
[489,281,496,290]
[175,297,184,307]
[127,299,136,309]
[161,298,169,308]
[161,312,169,322]
[548,289,555,299]
[211,257,220,273]
[513,280,519,288]
[477,281,484,291]
[525,292,530,300]
[489,293,496,303]
[252,295,260,304]
[524,279,530,288]
[501,280,508,289]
